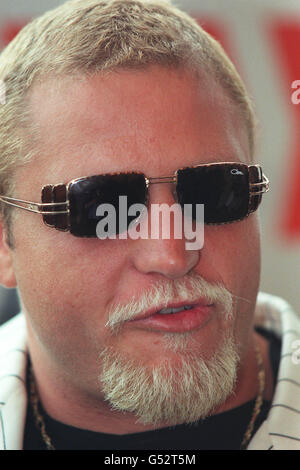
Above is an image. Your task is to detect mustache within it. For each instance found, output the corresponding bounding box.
[106,273,233,332]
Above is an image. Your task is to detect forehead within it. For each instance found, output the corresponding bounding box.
[27,66,249,183]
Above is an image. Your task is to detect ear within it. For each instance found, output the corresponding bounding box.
[0,218,17,288]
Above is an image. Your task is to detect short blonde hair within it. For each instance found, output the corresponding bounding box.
[0,0,256,235]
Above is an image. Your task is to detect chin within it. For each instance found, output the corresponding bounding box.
[98,329,239,426]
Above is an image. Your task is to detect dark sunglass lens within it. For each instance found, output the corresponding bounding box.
[176,164,249,224]
[68,173,147,237]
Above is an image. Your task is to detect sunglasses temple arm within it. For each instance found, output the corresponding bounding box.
[0,196,69,215]
[250,174,270,196]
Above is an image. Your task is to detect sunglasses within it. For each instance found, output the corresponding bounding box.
[0,162,269,238]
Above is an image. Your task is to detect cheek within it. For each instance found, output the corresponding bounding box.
[12,234,135,378]
[234,217,261,297]
[198,216,261,356]
[199,215,261,323]
[12,224,131,344]
[205,216,260,289]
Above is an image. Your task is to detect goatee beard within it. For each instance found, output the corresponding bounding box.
[98,330,239,426]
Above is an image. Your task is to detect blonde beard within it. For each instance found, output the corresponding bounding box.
[99,273,239,426]
[98,331,239,426]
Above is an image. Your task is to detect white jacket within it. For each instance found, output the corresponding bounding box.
[0,292,299,450]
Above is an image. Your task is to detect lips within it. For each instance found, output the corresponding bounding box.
[128,300,213,333]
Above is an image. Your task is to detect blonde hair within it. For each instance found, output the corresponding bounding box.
[0,0,256,235]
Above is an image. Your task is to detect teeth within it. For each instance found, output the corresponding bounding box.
[158,305,193,314]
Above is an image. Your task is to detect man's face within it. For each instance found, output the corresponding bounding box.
[9,66,261,424]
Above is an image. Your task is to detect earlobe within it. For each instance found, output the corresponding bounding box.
[0,219,17,288]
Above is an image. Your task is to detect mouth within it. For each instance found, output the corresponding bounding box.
[128,300,214,333]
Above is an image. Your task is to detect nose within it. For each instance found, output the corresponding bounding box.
[130,184,200,280]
